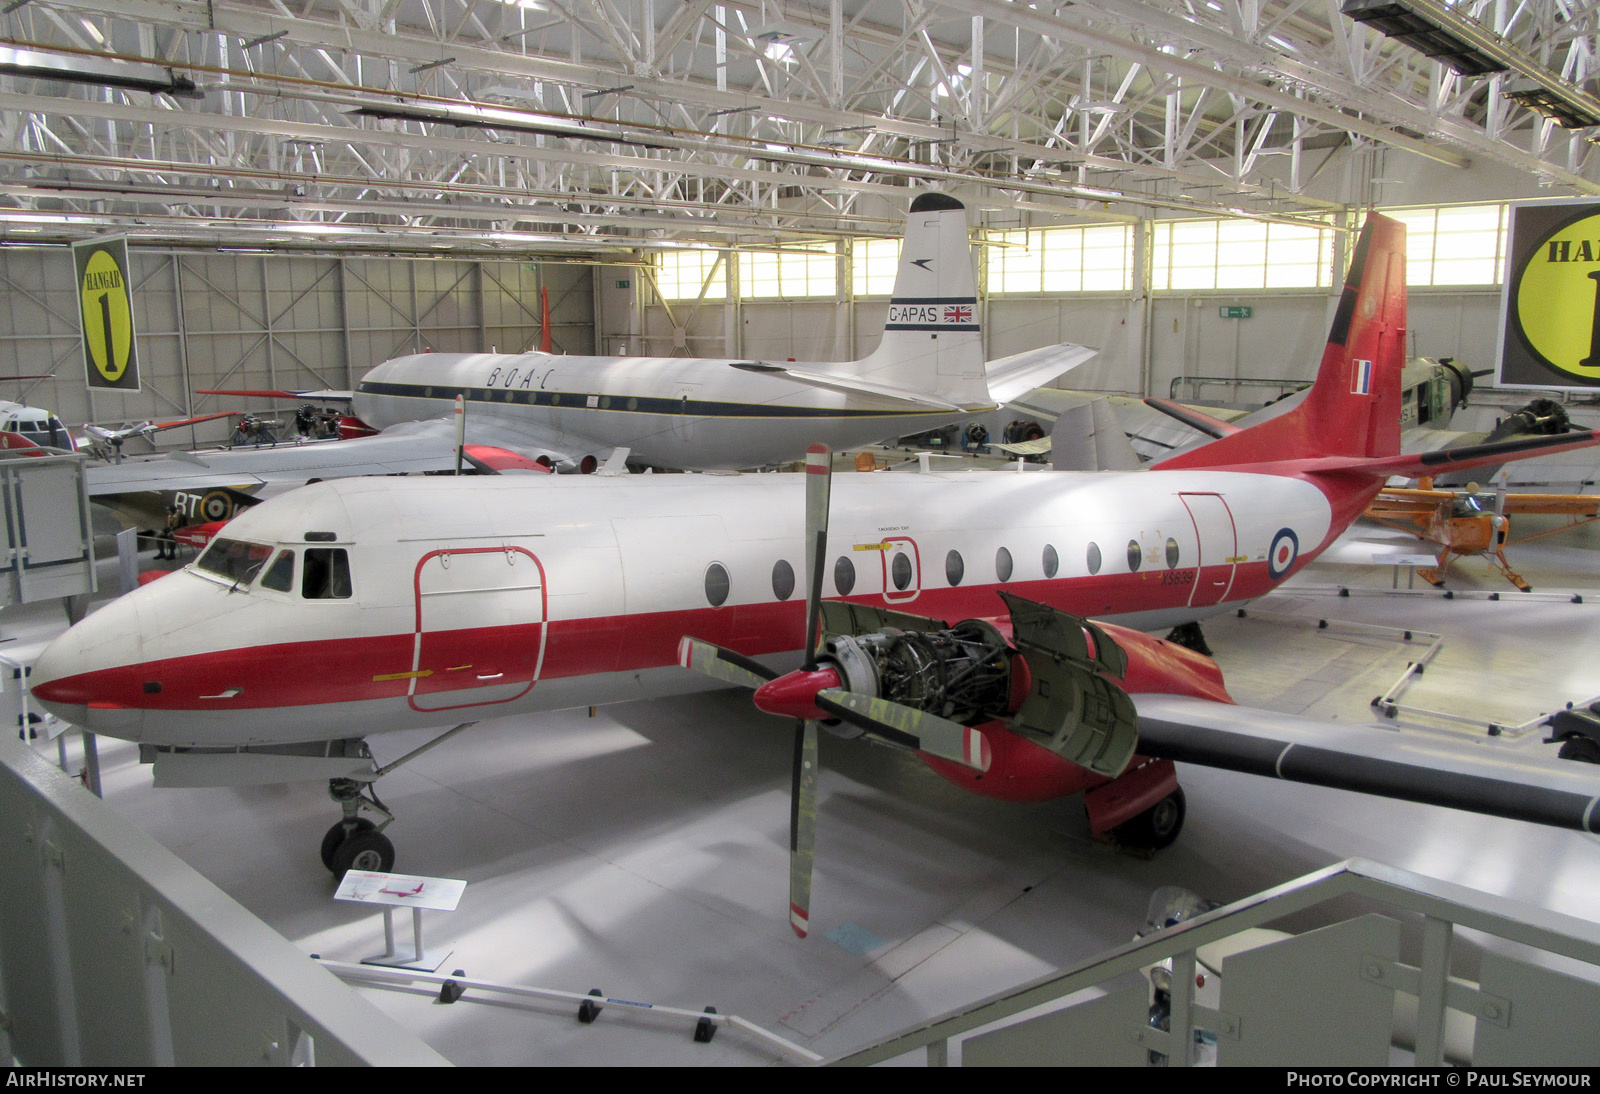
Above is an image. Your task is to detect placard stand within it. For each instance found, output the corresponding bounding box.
[333,869,466,972]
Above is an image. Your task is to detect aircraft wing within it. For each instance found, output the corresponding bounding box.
[1003,389,1249,462]
[993,398,1145,469]
[1133,694,1600,833]
[197,387,354,403]
[86,419,463,496]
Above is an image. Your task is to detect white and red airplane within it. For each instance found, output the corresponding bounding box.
[28,215,1600,937]
[202,193,1094,474]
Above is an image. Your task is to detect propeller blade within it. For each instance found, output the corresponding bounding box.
[801,443,832,671]
[676,636,780,689]
[789,719,818,938]
[814,688,991,772]
[454,394,466,476]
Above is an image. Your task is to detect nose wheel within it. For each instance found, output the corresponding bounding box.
[323,777,396,877]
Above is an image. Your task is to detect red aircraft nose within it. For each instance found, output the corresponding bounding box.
[752,667,843,722]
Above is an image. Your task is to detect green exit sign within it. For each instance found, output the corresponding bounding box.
[1219,306,1252,319]
[615,279,631,289]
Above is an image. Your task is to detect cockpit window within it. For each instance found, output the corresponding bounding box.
[302,547,352,599]
[196,538,275,585]
[259,550,295,592]
[18,417,69,448]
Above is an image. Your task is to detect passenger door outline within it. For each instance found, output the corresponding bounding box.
[1179,492,1239,608]
[409,545,547,712]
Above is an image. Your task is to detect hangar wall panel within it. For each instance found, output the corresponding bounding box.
[0,248,594,444]
[642,285,1504,406]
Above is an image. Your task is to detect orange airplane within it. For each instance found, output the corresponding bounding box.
[1365,476,1600,591]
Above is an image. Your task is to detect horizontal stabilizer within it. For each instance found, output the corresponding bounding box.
[1308,429,1600,481]
[1135,694,1600,833]
[729,361,969,411]
[1142,398,1244,440]
[983,344,1098,404]
[1373,487,1600,517]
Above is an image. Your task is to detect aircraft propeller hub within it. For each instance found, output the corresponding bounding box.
[752,666,843,722]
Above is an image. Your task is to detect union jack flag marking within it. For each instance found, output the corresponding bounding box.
[943,304,973,323]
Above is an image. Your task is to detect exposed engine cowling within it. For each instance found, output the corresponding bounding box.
[1486,398,1571,442]
[819,619,1013,731]
[809,596,1231,830]
[1435,357,1474,412]
[811,595,1146,780]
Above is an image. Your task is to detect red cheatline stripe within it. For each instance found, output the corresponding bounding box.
[35,565,1283,713]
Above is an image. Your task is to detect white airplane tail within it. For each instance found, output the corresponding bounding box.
[734,193,1094,409]
[855,193,989,408]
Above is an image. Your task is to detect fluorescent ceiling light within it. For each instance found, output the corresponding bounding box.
[1340,0,1509,76]
[0,212,83,224]
[1504,79,1600,129]
[1343,0,1600,129]
[276,222,367,235]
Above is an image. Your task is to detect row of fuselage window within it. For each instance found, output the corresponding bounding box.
[700,536,1187,607]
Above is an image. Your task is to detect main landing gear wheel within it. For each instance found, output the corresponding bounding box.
[1114,787,1187,851]
[331,829,396,876]
[320,817,375,871]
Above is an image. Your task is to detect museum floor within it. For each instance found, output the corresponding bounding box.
[16,517,1600,1065]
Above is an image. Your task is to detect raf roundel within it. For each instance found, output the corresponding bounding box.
[1267,527,1299,580]
[200,490,233,522]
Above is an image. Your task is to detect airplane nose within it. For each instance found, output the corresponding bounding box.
[30,597,147,737]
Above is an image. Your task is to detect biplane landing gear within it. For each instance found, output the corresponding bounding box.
[322,777,396,877]
[1113,787,1187,852]
[1490,550,1532,593]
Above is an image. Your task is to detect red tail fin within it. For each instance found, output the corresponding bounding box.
[539,285,552,354]
[1153,215,1407,470]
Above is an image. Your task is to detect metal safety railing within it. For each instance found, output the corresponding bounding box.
[829,859,1600,1067]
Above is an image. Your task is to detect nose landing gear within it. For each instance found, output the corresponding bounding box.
[316,720,479,878]
[322,778,397,877]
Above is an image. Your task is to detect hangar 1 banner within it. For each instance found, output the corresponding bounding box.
[72,235,141,393]
[1496,198,1600,391]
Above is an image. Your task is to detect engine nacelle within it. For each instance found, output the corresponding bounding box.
[920,719,1109,802]
[335,414,379,440]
